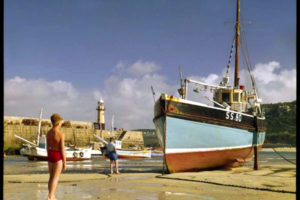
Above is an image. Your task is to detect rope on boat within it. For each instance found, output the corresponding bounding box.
[240,23,259,97]
[225,35,235,77]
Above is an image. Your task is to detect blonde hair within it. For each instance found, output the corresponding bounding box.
[50,113,63,126]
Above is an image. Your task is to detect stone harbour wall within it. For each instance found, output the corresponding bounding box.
[3,116,144,153]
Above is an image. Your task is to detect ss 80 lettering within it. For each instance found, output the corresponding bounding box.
[225,111,242,122]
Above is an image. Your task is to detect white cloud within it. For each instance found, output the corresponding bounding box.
[249,61,296,103]
[93,90,103,102]
[4,76,98,122]
[4,60,296,130]
[4,61,175,129]
[101,62,176,129]
[112,61,126,74]
[251,61,281,84]
[127,60,160,76]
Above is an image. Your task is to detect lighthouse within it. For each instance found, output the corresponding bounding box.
[96,99,105,130]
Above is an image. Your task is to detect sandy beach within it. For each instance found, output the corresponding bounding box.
[4,162,295,200]
[260,147,296,152]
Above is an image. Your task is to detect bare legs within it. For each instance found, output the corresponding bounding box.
[110,160,113,174]
[110,160,119,174]
[115,160,119,174]
[48,160,63,200]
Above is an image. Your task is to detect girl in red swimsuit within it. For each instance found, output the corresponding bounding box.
[46,113,66,200]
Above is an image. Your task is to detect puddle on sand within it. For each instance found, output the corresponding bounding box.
[117,175,150,181]
[107,187,137,193]
[165,191,216,200]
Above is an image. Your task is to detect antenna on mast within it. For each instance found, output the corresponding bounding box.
[177,65,185,98]
[151,85,156,103]
[179,65,183,89]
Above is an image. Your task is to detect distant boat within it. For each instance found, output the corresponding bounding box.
[151,151,164,157]
[15,108,93,161]
[153,0,266,173]
[94,134,152,159]
[151,147,164,157]
[93,115,151,159]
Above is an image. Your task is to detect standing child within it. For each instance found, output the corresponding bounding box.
[106,137,120,174]
[46,113,66,200]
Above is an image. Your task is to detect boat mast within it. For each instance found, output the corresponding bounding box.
[111,115,114,137]
[37,107,43,146]
[234,0,240,87]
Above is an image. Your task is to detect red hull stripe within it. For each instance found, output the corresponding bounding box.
[165,145,262,173]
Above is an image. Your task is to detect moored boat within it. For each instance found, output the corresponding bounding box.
[151,151,164,157]
[153,0,266,173]
[94,134,152,159]
[102,149,152,159]
[15,108,93,161]
[94,114,152,159]
[19,142,92,161]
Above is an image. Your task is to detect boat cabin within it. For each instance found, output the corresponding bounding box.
[213,85,253,113]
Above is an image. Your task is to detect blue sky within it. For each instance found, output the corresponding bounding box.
[4,0,296,129]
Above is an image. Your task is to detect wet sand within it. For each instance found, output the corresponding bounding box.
[4,163,295,200]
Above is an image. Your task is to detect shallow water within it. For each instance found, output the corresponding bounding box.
[244,151,296,167]
[3,151,296,175]
[4,156,164,175]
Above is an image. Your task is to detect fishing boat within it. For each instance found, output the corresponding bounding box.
[94,134,152,159]
[15,108,93,161]
[153,0,266,173]
[93,115,151,159]
[151,147,164,157]
[151,150,164,157]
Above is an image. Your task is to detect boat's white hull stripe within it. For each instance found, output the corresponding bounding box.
[165,144,259,154]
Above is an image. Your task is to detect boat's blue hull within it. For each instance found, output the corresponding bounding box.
[153,95,266,172]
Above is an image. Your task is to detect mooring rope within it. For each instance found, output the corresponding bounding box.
[156,175,295,194]
[270,146,296,165]
[264,139,296,165]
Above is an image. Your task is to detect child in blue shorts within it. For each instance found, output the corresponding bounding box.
[107,137,120,174]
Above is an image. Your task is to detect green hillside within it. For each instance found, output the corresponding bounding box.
[262,100,296,146]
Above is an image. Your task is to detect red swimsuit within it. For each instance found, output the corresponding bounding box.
[47,150,62,163]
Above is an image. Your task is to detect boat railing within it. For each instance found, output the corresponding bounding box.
[184,78,232,99]
[14,135,37,146]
